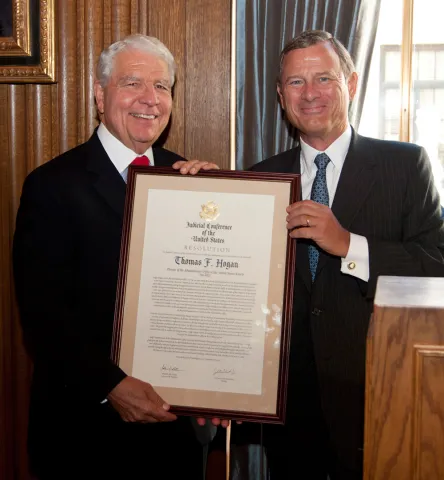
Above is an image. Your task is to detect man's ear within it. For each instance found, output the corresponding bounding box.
[277,83,285,110]
[94,81,105,114]
[347,72,358,101]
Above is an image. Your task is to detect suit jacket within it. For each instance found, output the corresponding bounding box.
[249,130,444,474]
[13,132,203,478]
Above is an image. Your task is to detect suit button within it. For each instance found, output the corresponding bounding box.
[312,308,322,316]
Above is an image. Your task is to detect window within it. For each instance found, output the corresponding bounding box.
[359,0,444,203]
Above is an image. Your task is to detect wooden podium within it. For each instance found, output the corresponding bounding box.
[364,276,444,480]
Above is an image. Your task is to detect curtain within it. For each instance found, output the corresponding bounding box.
[236,0,382,170]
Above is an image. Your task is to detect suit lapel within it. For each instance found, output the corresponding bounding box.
[316,130,377,277]
[153,147,178,167]
[84,135,179,219]
[85,133,127,219]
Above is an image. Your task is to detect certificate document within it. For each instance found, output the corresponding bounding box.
[113,169,299,423]
[132,190,274,395]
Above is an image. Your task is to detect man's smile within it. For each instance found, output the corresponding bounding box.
[130,113,158,119]
[300,105,326,114]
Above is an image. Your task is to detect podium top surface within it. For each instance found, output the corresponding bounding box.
[374,276,444,308]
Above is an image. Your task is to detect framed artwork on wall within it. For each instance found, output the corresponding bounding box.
[0,0,55,83]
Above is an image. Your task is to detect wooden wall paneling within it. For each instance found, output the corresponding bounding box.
[147,0,186,158]
[131,0,148,34]
[59,0,79,152]
[185,0,231,169]
[24,86,36,171]
[76,0,87,144]
[84,0,104,140]
[111,0,132,40]
[33,85,55,168]
[10,84,32,480]
[0,83,14,480]
[103,2,113,52]
[51,81,60,158]
[10,86,28,187]
[75,0,104,144]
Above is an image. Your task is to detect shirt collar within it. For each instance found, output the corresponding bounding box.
[97,123,154,174]
[300,125,352,175]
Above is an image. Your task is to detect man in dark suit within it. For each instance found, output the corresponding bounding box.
[13,34,218,479]
[240,30,444,479]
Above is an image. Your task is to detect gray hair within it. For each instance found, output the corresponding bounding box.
[96,34,176,87]
[278,30,356,84]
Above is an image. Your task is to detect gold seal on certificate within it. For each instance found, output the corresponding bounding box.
[199,200,220,221]
[111,167,300,423]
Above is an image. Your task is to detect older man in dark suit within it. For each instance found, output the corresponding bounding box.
[13,34,217,479]
[234,30,444,480]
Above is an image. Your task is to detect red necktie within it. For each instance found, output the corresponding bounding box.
[130,155,150,166]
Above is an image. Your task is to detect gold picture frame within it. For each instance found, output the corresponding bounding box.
[0,0,55,83]
[0,0,31,57]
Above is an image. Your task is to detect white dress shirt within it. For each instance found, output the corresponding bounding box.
[97,123,155,183]
[300,126,369,282]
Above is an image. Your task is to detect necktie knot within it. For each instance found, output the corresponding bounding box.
[131,155,150,166]
[314,152,330,171]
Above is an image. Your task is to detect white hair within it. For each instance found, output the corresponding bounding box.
[96,34,176,87]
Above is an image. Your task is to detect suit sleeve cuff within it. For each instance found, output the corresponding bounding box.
[341,234,369,282]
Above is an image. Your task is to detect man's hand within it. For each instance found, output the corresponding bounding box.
[196,417,230,428]
[196,417,242,428]
[172,159,220,175]
[287,200,350,257]
[108,376,177,423]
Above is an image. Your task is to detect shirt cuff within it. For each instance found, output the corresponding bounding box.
[341,233,369,282]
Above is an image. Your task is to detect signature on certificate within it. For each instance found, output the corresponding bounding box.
[213,368,236,376]
[161,364,183,372]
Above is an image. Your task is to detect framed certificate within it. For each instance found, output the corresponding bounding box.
[111,167,300,424]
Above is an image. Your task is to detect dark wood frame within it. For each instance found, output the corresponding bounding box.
[111,167,300,424]
[0,0,55,83]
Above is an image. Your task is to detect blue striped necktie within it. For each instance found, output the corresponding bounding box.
[308,153,330,281]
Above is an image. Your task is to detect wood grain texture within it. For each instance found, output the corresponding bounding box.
[365,278,444,480]
[148,0,186,157]
[33,85,54,168]
[185,0,231,168]
[8,84,32,480]
[413,348,444,480]
[51,80,60,157]
[112,0,132,40]
[0,83,14,480]
[0,2,231,478]
[131,0,148,34]
[76,0,87,143]
[58,0,79,152]
[10,86,28,185]
[84,0,103,139]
